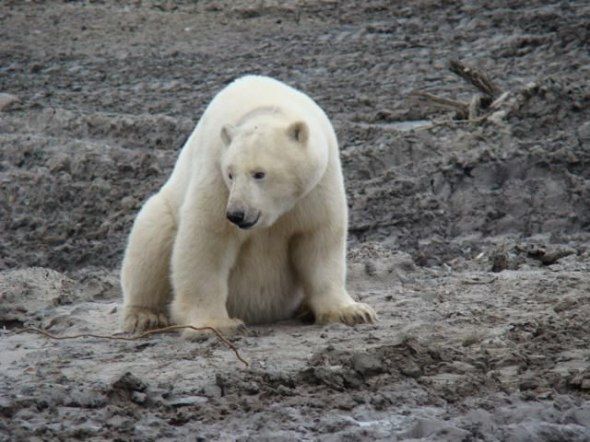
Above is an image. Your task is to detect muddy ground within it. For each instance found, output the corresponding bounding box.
[1,0,590,440]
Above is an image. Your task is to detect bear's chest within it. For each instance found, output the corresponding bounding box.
[226,232,302,324]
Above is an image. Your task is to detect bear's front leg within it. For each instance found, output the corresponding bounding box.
[292,227,377,326]
[120,193,175,332]
[169,215,243,340]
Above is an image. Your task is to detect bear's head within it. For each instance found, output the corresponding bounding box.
[220,116,327,230]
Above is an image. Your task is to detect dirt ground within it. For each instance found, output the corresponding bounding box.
[1,0,590,440]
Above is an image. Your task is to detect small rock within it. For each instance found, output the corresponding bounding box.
[400,360,422,378]
[111,372,146,393]
[519,377,539,391]
[564,405,590,427]
[403,418,470,439]
[200,384,222,398]
[364,260,377,276]
[30,63,43,73]
[276,385,293,396]
[47,153,72,174]
[153,1,178,11]
[120,196,137,211]
[0,397,14,418]
[131,391,147,405]
[568,369,590,390]
[578,121,590,141]
[106,415,133,430]
[0,93,19,111]
[553,297,577,313]
[491,251,509,272]
[234,6,262,18]
[67,388,107,408]
[241,381,260,395]
[351,352,385,377]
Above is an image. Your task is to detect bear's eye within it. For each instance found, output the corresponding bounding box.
[228,172,233,180]
[252,171,266,180]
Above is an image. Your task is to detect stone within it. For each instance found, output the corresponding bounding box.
[0,93,19,111]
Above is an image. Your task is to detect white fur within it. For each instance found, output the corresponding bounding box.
[120,75,376,337]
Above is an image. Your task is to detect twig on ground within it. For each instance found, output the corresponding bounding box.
[489,91,511,109]
[23,325,249,367]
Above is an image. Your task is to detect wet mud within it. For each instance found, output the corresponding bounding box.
[1,1,589,440]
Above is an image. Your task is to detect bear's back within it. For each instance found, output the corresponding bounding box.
[208,75,330,131]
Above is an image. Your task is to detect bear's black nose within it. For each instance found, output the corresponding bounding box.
[226,211,245,225]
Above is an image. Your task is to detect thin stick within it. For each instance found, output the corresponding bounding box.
[449,59,502,98]
[22,325,249,367]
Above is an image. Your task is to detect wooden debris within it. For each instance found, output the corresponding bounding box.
[410,59,513,125]
[448,59,502,98]
[410,91,469,119]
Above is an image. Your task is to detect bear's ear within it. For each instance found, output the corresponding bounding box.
[221,124,235,146]
[287,121,308,145]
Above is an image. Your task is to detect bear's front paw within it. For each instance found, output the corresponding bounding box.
[315,302,377,326]
[181,317,246,341]
[122,306,169,333]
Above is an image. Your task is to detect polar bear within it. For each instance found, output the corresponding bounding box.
[120,75,376,338]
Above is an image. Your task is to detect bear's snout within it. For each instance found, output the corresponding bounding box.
[226,208,260,229]
[226,210,245,225]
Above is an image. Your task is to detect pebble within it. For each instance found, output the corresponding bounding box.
[402,418,471,439]
[578,121,590,141]
[351,352,385,376]
[131,391,147,404]
[0,93,19,111]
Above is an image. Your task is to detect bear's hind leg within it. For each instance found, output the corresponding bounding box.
[121,193,176,332]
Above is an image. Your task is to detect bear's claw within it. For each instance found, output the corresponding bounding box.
[315,302,377,326]
[122,306,169,333]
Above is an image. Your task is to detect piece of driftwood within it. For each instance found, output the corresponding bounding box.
[410,91,469,119]
[410,59,508,124]
[448,59,502,98]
